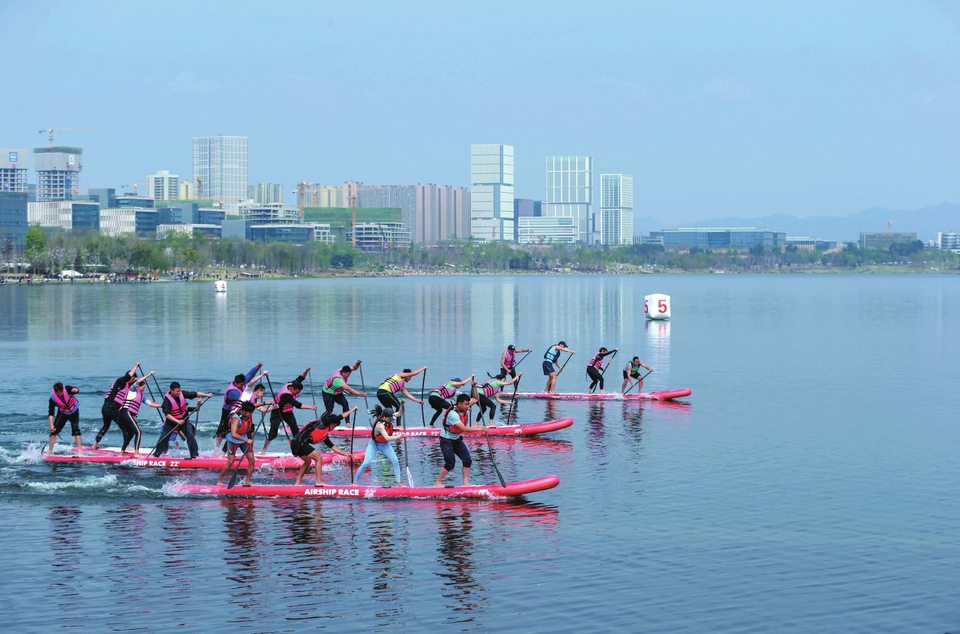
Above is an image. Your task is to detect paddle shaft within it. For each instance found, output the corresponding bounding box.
[349,410,356,483]
[589,349,618,394]
[307,368,317,409]
[513,350,531,370]
[137,368,167,426]
[357,364,369,409]
[263,374,292,441]
[419,369,426,427]
[507,374,522,420]
[624,369,653,395]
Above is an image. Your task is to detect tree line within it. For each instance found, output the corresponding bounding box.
[10,227,958,276]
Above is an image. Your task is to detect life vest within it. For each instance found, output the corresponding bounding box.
[307,425,330,444]
[441,406,468,435]
[230,390,259,416]
[51,388,78,415]
[503,348,516,369]
[104,375,128,402]
[624,362,641,378]
[113,384,131,406]
[277,383,296,413]
[544,346,561,363]
[430,381,457,400]
[588,352,605,370]
[233,414,253,437]
[379,374,406,394]
[222,381,243,410]
[324,370,346,394]
[165,391,188,420]
[372,418,395,443]
[121,385,144,416]
[480,380,502,398]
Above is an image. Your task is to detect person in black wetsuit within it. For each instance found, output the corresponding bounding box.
[48,382,82,455]
[291,408,356,486]
[93,362,140,450]
[152,381,213,459]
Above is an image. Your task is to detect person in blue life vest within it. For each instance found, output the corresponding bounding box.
[214,363,264,453]
[217,401,257,487]
[542,341,574,394]
[291,407,357,486]
[47,382,82,455]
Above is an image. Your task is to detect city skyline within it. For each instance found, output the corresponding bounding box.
[3,2,959,226]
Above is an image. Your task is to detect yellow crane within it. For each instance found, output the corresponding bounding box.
[38,127,102,147]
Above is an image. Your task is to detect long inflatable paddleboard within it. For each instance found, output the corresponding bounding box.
[512,389,692,401]
[328,417,573,438]
[44,449,364,471]
[173,475,560,499]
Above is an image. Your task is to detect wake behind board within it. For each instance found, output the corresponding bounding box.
[512,389,691,401]
[45,449,364,471]
[173,475,560,499]
[328,418,573,438]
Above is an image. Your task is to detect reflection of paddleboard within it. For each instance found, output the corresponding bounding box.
[174,475,561,499]
[214,280,227,292]
[513,389,692,401]
[45,449,364,471]
[328,418,573,438]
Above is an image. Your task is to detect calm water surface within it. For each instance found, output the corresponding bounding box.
[1,274,958,632]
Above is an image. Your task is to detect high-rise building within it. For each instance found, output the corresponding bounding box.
[414,184,470,244]
[1,149,29,192]
[34,147,83,201]
[146,170,179,200]
[546,156,592,243]
[248,183,284,204]
[192,135,248,212]
[471,144,514,242]
[0,191,28,251]
[85,188,116,210]
[600,174,634,245]
[179,180,194,200]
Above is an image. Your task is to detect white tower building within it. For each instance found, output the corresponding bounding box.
[470,144,514,242]
[600,173,634,245]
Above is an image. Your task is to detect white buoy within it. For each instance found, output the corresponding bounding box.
[644,293,670,320]
[214,280,227,293]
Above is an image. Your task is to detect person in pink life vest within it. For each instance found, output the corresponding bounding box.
[586,347,618,394]
[152,381,213,459]
[260,367,316,455]
[500,345,531,379]
[47,382,81,455]
[321,360,364,416]
[214,362,264,453]
[93,362,140,451]
[117,371,162,456]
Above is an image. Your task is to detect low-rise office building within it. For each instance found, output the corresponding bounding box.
[786,237,838,251]
[649,227,786,250]
[99,208,159,237]
[937,231,960,252]
[517,216,577,245]
[352,222,411,252]
[859,232,918,249]
[157,223,222,239]
[0,191,28,249]
[27,201,101,231]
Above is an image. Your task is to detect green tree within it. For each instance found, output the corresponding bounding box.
[25,226,47,274]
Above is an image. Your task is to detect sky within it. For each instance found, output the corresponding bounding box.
[2,0,960,225]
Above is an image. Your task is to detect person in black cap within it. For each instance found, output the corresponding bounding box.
[500,345,531,379]
[291,407,357,486]
[542,341,574,394]
[352,405,407,486]
[427,375,474,427]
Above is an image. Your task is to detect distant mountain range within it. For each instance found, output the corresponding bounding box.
[633,202,960,243]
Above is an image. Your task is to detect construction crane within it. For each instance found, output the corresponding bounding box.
[120,183,144,196]
[38,127,102,148]
[299,182,393,247]
[887,219,894,233]
[196,177,202,199]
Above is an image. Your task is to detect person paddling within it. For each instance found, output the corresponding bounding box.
[427,376,473,427]
[542,341,574,394]
[152,382,213,459]
[47,382,82,455]
[117,371,161,456]
[93,362,140,450]
[214,363,264,453]
[217,401,256,487]
[500,345,531,378]
[260,367,316,454]
[476,371,522,427]
[352,405,408,486]
[586,347,618,394]
[622,357,653,393]
[376,367,427,426]
[321,361,365,416]
[291,408,357,486]
[433,386,485,488]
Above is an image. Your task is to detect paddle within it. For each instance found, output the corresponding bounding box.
[399,401,414,486]
[138,369,166,427]
[307,367,317,409]
[624,369,653,396]
[263,374,293,442]
[484,421,507,488]
[357,363,370,409]
[419,369,427,427]
[226,409,260,489]
[507,374,522,421]
[155,394,208,449]
[513,350,531,370]
[349,409,356,484]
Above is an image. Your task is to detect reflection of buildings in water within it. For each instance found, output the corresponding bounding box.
[585,403,607,469]
[644,319,671,388]
[469,280,516,352]
[434,505,485,615]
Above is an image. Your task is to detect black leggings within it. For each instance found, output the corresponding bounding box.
[215,409,232,440]
[153,422,199,459]
[322,391,349,416]
[51,411,81,437]
[377,390,403,424]
[268,410,300,441]
[428,395,451,426]
[96,401,120,444]
[587,367,604,391]
[476,394,497,422]
[439,436,472,471]
[500,366,517,379]
[117,410,141,453]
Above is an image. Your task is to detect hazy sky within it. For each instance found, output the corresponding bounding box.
[2,0,959,223]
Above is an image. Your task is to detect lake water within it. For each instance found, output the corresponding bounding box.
[1,274,958,633]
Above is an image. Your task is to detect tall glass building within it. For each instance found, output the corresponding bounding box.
[546,156,592,243]
[470,144,514,242]
[192,135,248,212]
[600,173,634,245]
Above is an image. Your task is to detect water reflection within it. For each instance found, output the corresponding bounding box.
[435,504,485,620]
[365,514,407,622]
[46,505,83,615]
[586,403,607,471]
[644,319,671,387]
[222,500,261,590]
